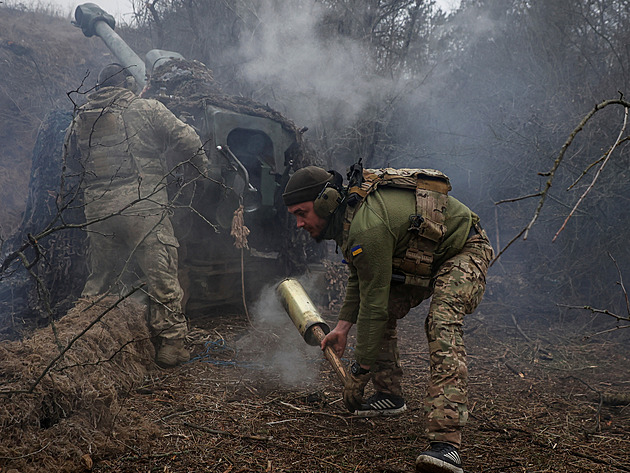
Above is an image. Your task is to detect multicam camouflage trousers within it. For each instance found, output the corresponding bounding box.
[373,230,494,448]
[82,185,188,340]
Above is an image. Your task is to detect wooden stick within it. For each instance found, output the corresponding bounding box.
[311,325,348,384]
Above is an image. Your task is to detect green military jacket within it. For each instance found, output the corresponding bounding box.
[322,186,478,365]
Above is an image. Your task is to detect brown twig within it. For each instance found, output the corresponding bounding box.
[609,252,630,316]
[494,98,630,259]
[180,421,271,441]
[0,442,52,461]
[557,304,630,323]
[494,191,543,205]
[553,105,628,242]
[567,376,603,432]
[278,400,350,422]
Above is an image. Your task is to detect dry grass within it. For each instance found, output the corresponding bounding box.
[0,297,155,472]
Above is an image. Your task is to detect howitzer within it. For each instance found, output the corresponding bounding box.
[276,278,348,384]
[73,4,187,89]
[67,3,323,314]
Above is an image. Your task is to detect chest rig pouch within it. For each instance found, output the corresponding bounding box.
[345,167,451,288]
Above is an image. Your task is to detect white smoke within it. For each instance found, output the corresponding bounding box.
[239,0,390,129]
[236,277,326,389]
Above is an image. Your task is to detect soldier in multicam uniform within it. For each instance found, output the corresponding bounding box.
[64,64,215,368]
[282,166,494,473]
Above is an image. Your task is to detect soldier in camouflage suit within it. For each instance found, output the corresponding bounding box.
[282,166,493,473]
[64,64,212,368]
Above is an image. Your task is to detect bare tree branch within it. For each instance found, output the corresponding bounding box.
[609,252,630,316]
[558,304,630,323]
[494,97,630,259]
[495,191,543,205]
[552,105,629,241]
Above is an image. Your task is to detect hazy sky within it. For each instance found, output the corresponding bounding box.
[13,0,135,21]
[23,0,461,22]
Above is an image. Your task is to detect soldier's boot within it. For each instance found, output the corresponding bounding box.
[356,355,406,417]
[354,391,407,417]
[156,338,189,368]
[415,442,463,473]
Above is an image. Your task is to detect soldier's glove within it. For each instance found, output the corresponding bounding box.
[343,362,371,412]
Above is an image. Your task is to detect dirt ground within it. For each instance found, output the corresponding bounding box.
[3,298,625,473]
[109,312,629,473]
[101,314,630,472]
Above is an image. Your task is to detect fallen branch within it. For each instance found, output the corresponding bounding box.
[279,400,350,422]
[558,305,630,323]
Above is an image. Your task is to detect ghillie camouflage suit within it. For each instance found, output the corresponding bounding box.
[64,84,210,354]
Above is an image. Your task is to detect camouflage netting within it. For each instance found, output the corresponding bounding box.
[0,109,88,340]
[144,58,321,170]
[143,58,222,98]
[0,298,158,472]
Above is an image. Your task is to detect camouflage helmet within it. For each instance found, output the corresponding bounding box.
[97,63,135,90]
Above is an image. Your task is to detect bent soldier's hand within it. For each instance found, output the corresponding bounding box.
[343,372,370,412]
[321,330,347,358]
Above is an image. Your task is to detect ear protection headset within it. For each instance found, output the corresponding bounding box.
[313,170,345,218]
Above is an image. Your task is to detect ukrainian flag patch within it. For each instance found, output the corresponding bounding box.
[351,245,363,256]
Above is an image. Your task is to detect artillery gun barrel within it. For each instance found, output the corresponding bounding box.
[92,20,146,88]
[73,3,147,89]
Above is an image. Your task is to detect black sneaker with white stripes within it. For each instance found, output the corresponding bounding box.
[353,392,407,417]
[415,442,463,473]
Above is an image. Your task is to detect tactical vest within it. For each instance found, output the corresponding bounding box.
[344,168,451,288]
[75,93,140,185]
